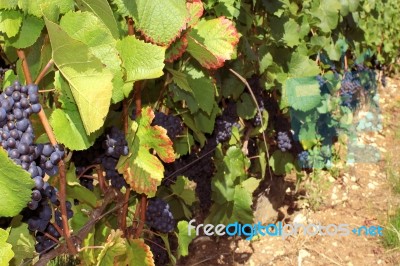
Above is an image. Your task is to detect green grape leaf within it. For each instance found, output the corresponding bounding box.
[286,77,322,112]
[177,221,196,257]
[237,93,257,119]
[283,18,301,47]
[212,146,251,204]
[59,11,121,73]
[310,0,341,33]
[299,122,318,150]
[168,67,215,114]
[0,0,17,9]
[187,0,204,27]
[187,17,240,69]
[0,148,34,217]
[122,239,154,266]
[0,228,13,266]
[231,178,259,224]
[45,19,113,134]
[269,150,294,175]
[187,71,215,115]
[193,105,218,134]
[181,113,206,146]
[7,15,44,49]
[165,35,188,63]
[75,0,119,38]
[171,176,196,206]
[126,0,189,46]
[59,11,125,103]
[0,10,23,38]
[50,71,100,150]
[116,36,165,82]
[166,68,192,94]
[288,51,320,78]
[17,0,74,18]
[118,107,175,196]
[7,216,35,266]
[96,230,126,266]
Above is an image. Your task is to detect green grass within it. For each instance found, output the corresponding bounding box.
[383,209,400,250]
[382,99,400,249]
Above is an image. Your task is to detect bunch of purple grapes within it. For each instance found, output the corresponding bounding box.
[277,131,292,152]
[0,81,74,254]
[145,198,175,233]
[72,126,128,190]
[298,151,311,169]
[151,111,183,140]
[340,71,361,108]
[214,101,239,143]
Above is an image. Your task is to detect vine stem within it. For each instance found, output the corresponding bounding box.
[118,16,135,235]
[134,194,147,238]
[17,49,76,254]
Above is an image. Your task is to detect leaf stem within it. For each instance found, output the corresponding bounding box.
[17,49,76,255]
[34,59,54,85]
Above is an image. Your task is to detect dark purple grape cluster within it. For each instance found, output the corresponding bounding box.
[146,198,175,233]
[298,151,310,169]
[28,200,74,253]
[247,75,265,127]
[316,75,331,95]
[146,236,169,266]
[340,71,361,108]
[163,139,215,210]
[102,127,129,189]
[72,126,128,190]
[277,131,292,152]
[0,81,74,254]
[151,111,183,140]
[0,81,66,209]
[214,101,239,143]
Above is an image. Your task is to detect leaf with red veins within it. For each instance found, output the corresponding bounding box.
[186,17,240,69]
[117,106,175,196]
[165,34,188,63]
[187,0,204,27]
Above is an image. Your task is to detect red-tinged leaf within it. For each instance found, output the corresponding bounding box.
[122,239,155,266]
[187,17,240,69]
[187,0,204,27]
[127,0,190,46]
[165,34,188,63]
[117,107,175,196]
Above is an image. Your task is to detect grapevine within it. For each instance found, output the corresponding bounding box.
[0,0,398,265]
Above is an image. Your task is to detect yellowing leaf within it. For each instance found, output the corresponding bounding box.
[187,17,239,69]
[118,107,175,196]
